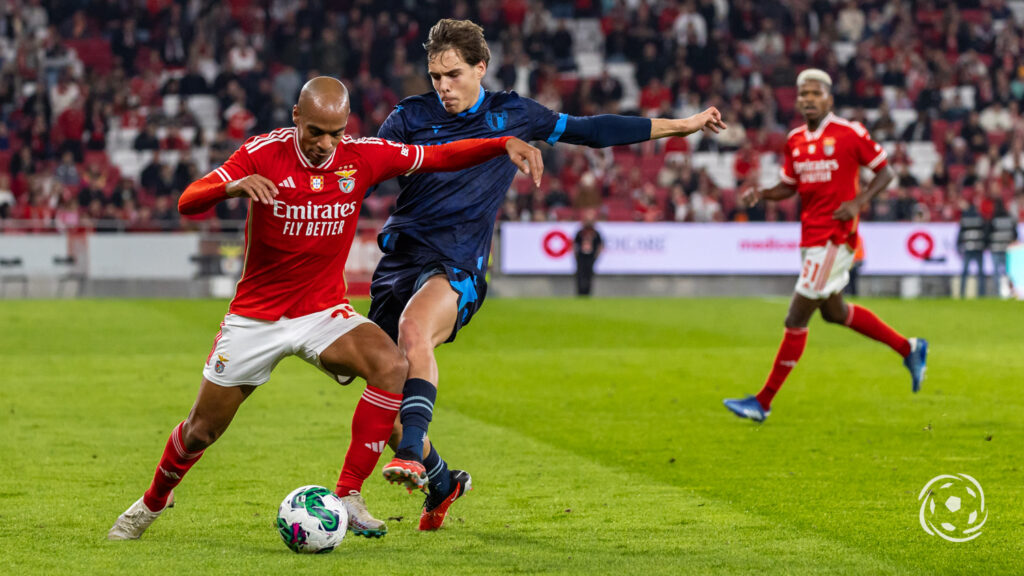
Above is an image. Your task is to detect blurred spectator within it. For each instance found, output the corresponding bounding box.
[961,111,988,155]
[110,178,137,210]
[133,125,160,151]
[54,151,80,189]
[83,100,109,151]
[544,181,571,210]
[987,200,1019,298]
[895,164,919,188]
[669,184,690,222]
[590,70,623,113]
[837,2,865,42]
[573,208,603,297]
[979,102,1013,134]
[957,200,988,298]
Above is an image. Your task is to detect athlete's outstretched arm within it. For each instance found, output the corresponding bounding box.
[556,107,726,148]
[179,173,278,215]
[740,181,798,207]
[418,136,543,186]
[650,108,727,138]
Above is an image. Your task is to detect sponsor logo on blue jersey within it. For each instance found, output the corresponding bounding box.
[485,110,508,131]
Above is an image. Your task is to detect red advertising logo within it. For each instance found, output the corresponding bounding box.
[542,230,573,258]
[906,231,934,260]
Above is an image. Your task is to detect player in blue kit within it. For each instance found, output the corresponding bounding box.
[373,19,726,530]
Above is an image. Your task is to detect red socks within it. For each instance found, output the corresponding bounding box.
[143,422,204,512]
[335,385,402,496]
[845,304,911,357]
[756,327,808,410]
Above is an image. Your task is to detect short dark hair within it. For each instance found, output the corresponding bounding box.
[423,19,490,66]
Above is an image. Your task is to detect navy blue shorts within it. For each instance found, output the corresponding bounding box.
[368,248,488,344]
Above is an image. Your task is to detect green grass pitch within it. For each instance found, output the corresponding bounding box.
[1,297,1021,575]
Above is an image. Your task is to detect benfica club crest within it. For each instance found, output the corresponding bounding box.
[334,169,358,194]
[823,137,836,156]
[310,175,325,191]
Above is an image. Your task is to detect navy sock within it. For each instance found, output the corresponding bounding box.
[396,378,436,461]
[424,443,451,495]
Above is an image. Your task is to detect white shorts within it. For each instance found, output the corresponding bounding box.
[203,303,372,387]
[794,242,855,299]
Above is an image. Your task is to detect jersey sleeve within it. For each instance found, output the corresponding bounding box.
[359,138,426,184]
[179,144,258,215]
[854,127,888,171]
[780,137,797,186]
[522,97,567,145]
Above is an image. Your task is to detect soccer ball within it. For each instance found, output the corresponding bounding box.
[276,485,348,554]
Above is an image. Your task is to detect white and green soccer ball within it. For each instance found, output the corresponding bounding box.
[918,473,987,542]
[276,485,348,553]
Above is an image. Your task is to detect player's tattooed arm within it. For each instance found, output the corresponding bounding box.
[226,175,280,205]
[651,107,727,139]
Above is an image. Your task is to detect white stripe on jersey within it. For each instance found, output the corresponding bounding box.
[404,145,424,175]
[867,150,888,169]
[215,167,231,182]
[830,116,868,137]
[247,132,294,155]
[245,127,293,152]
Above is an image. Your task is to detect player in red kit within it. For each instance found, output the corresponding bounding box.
[107,77,543,540]
[723,69,928,422]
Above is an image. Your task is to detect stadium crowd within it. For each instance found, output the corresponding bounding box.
[2,0,1024,232]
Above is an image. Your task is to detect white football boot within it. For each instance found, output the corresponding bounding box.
[339,492,387,538]
[107,492,173,540]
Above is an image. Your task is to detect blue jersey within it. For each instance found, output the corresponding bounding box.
[377,87,566,272]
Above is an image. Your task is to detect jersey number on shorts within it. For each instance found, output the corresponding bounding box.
[802,260,821,283]
[331,305,356,320]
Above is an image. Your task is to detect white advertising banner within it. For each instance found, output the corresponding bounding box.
[88,233,201,279]
[0,235,70,275]
[499,222,1024,276]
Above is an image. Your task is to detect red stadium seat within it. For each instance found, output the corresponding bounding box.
[84,150,109,169]
[557,76,580,98]
[960,10,985,24]
[603,198,633,221]
[774,87,797,116]
[987,131,1007,150]
[65,38,114,75]
[551,206,577,221]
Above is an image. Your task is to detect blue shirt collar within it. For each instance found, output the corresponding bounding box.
[438,86,486,117]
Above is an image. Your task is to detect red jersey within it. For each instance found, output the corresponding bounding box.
[779,112,888,248]
[180,127,512,320]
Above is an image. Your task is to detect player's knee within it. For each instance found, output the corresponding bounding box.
[365,347,407,393]
[397,316,432,360]
[783,315,808,329]
[820,308,843,324]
